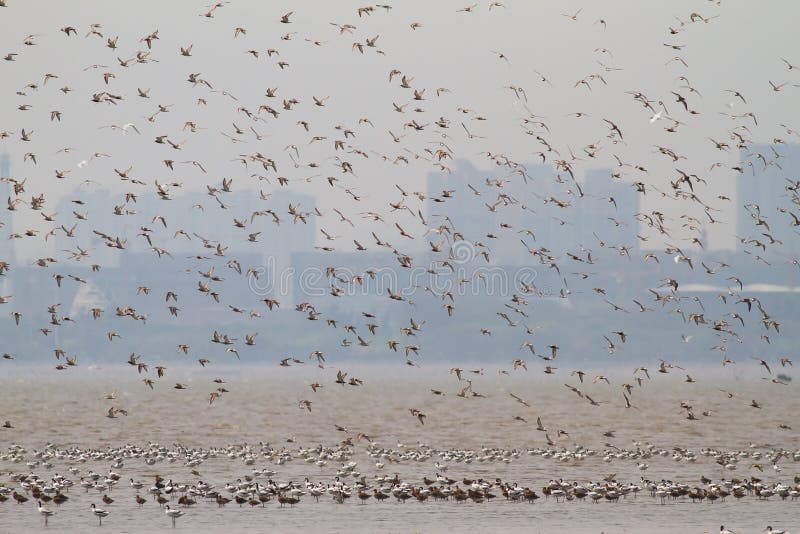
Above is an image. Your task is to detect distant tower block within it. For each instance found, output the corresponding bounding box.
[737,143,800,256]
[0,152,14,286]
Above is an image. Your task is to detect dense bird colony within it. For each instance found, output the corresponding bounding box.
[0,1,798,531]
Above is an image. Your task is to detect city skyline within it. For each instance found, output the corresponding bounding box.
[8,146,800,265]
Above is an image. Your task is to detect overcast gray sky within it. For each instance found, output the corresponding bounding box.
[1,0,799,260]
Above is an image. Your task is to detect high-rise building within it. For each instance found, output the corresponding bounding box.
[0,152,14,265]
[425,160,493,237]
[0,152,14,299]
[737,144,799,255]
[582,168,639,249]
[425,160,560,264]
[425,161,642,263]
[55,188,127,267]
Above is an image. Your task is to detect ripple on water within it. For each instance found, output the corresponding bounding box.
[0,371,797,533]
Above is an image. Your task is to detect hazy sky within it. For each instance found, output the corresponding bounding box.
[1,0,799,261]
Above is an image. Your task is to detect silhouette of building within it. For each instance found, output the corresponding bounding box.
[53,186,316,267]
[425,160,496,241]
[738,143,799,256]
[0,152,15,266]
[582,168,639,249]
[55,188,131,267]
[425,161,640,265]
[425,160,555,265]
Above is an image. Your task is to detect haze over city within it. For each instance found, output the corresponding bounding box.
[0,2,798,533]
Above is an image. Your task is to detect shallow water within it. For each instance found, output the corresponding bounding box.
[0,366,797,533]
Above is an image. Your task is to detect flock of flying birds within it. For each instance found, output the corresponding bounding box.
[0,0,798,437]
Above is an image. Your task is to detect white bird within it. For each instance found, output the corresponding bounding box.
[122,122,141,134]
[38,501,55,526]
[649,111,662,123]
[165,505,184,528]
[90,504,109,525]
